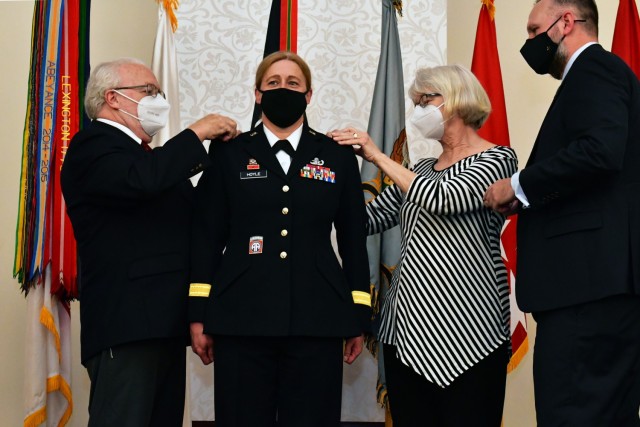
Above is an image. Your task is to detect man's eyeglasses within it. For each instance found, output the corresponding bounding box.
[418,92,442,108]
[113,84,166,99]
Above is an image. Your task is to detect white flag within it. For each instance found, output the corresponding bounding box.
[23,265,72,427]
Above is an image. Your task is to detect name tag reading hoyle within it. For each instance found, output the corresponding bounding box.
[240,170,268,179]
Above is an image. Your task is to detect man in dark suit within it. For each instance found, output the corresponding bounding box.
[484,0,640,425]
[61,57,238,427]
[188,51,371,427]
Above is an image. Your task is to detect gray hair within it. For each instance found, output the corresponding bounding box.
[408,64,491,130]
[84,57,146,119]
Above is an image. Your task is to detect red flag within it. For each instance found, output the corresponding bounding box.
[612,0,640,79]
[263,0,298,56]
[49,0,81,299]
[470,0,529,372]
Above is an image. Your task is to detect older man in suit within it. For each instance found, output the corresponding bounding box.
[61,57,238,427]
[484,0,640,425]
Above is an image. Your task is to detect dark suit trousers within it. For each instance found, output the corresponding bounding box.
[383,341,509,427]
[533,294,640,427]
[84,337,186,427]
[213,335,344,427]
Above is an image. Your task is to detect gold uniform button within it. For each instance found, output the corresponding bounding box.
[282,185,290,192]
[282,207,289,215]
[281,229,288,237]
[280,251,288,259]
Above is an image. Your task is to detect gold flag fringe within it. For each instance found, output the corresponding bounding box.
[23,313,74,427]
[39,306,62,362]
[364,283,380,357]
[157,0,179,32]
[392,1,403,17]
[23,407,46,427]
[385,404,393,427]
[46,375,73,426]
[481,0,496,21]
[507,335,529,373]
[377,380,389,407]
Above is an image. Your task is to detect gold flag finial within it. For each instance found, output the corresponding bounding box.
[157,0,180,32]
[481,0,496,21]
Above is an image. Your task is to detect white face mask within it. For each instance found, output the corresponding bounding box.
[410,103,445,140]
[113,90,171,136]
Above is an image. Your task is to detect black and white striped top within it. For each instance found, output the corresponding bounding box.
[369,146,518,387]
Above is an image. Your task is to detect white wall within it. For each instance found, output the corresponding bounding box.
[0,1,624,426]
[0,3,31,426]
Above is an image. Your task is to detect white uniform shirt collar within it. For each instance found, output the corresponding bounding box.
[563,42,598,80]
[263,123,303,149]
[96,118,142,144]
[263,124,303,174]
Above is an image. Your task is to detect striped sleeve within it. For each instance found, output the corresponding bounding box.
[365,183,403,235]
[407,148,518,216]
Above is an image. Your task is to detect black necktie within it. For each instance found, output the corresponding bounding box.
[272,139,295,157]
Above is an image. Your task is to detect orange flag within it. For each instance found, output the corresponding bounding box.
[471,0,529,372]
[612,0,640,79]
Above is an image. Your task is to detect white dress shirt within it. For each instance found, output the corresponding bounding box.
[263,124,303,173]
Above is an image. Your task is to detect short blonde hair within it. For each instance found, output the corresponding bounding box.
[255,51,312,92]
[84,58,145,119]
[408,64,491,130]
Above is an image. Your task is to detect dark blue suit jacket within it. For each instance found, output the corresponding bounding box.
[61,120,210,362]
[516,44,640,312]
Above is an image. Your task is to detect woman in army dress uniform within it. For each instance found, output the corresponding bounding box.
[188,51,372,427]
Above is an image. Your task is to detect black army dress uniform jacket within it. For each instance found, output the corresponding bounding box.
[61,120,210,363]
[516,44,640,312]
[189,124,371,338]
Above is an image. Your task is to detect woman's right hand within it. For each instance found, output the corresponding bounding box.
[190,322,214,365]
[328,127,382,164]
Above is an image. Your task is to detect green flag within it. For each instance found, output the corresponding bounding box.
[362,0,405,408]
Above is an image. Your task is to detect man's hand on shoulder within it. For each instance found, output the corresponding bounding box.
[188,114,240,142]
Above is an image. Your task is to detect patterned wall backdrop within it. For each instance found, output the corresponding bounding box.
[175,0,446,421]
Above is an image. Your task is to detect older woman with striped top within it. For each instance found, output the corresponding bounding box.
[331,64,518,427]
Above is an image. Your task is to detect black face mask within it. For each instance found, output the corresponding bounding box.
[258,88,308,128]
[520,16,564,75]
